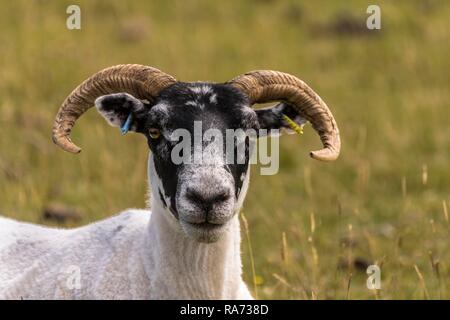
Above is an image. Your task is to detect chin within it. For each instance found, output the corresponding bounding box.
[180,220,229,243]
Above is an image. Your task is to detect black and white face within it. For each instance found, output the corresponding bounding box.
[96,82,305,243]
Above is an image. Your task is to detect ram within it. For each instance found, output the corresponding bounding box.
[0,64,340,299]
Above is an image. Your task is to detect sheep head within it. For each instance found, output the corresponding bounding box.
[52,64,340,242]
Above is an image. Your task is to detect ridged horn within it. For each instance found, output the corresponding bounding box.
[228,70,340,161]
[52,64,176,153]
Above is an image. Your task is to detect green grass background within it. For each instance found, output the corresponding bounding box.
[0,0,448,299]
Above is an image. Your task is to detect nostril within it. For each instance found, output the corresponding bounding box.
[185,188,231,211]
[185,188,205,204]
[212,190,231,203]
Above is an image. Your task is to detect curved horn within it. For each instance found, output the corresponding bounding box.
[228,70,340,161]
[52,64,177,154]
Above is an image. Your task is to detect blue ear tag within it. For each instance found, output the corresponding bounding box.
[120,113,133,135]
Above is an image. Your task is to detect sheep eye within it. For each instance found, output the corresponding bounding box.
[148,128,161,139]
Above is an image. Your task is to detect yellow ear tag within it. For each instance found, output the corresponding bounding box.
[282,114,304,135]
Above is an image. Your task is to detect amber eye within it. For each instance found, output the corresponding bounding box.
[148,128,161,139]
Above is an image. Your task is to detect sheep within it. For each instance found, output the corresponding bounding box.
[0,64,340,299]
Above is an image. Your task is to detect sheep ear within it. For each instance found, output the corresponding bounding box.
[255,102,307,137]
[95,93,149,133]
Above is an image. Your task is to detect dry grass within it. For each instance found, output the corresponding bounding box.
[0,0,448,299]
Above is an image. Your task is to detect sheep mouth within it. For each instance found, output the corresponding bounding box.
[180,220,229,243]
[185,221,225,231]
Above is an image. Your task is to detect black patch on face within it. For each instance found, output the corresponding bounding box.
[158,188,167,208]
[223,134,252,198]
[141,83,257,218]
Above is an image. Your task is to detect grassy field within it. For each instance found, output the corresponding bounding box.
[0,0,448,299]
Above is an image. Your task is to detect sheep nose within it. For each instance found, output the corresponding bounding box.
[185,187,231,214]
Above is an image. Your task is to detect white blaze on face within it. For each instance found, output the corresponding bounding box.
[209,93,217,104]
[190,84,213,96]
[149,136,238,225]
[177,121,235,219]
[176,165,235,222]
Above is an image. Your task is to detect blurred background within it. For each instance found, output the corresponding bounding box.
[0,0,448,299]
